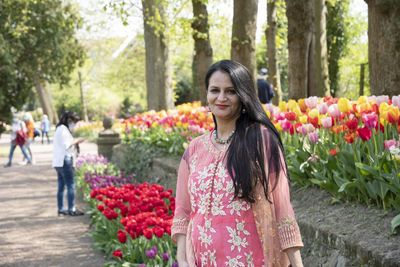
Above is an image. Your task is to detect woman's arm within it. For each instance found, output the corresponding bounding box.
[176,234,189,267]
[285,247,303,267]
[68,137,85,148]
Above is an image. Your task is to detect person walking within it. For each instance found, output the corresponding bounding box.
[257,68,275,104]
[52,111,85,216]
[41,114,51,144]
[4,114,32,167]
[22,112,35,164]
[172,60,303,266]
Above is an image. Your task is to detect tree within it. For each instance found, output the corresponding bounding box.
[191,0,213,105]
[314,0,330,97]
[142,0,174,110]
[364,0,400,96]
[231,0,258,81]
[266,0,283,104]
[326,0,351,97]
[285,0,316,99]
[0,0,85,125]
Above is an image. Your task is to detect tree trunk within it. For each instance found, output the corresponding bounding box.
[364,0,400,96]
[78,71,89,122]
[34,75,58,124]
[314,0,330,97]
[191,0,213,105]
[231,0,258,82]
[285,0,316,100]
[266,0,282,105]
[142,0,174,110]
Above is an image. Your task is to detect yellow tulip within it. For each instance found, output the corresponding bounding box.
[356,102,372,114]
[274,122,282,131]
[379,102,390,116]
[308,108,319,119]
[279,101,287,112]
[357,96,368,104]
[298,99,307,112]
[337,98,351,113]
[151,121,159,128]
[299,115,308,124]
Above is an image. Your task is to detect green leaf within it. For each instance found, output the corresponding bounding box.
[391,213,400,234]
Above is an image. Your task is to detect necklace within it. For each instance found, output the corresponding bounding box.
[213,129,235,145]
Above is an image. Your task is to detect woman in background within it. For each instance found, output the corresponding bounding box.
[52,111,85,216]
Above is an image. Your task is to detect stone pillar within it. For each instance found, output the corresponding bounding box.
[97,116,121,161]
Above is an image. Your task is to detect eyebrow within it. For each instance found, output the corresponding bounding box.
[209,85,235,89]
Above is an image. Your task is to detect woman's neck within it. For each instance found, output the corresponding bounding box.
[215,119,237,140]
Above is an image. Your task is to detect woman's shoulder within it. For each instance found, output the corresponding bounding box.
[184,131,210,155]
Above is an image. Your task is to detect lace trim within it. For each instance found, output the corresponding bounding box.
[171,217,190,243]
[277,216,302,250]
[172,217,189,227]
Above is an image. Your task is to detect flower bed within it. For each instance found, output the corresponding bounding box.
[75,154,177,266]
[121,96,400,232]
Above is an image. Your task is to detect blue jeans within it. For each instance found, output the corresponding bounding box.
[7,141,32,165]
[55,156,75,213]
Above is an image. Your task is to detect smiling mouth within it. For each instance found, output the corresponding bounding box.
[216,104,229,109]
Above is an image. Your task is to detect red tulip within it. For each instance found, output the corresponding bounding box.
[118,229,127,244]
[112,250,123,259]
[357,126,372,141]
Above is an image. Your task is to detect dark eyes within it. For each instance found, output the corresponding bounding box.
[209,88,236,94]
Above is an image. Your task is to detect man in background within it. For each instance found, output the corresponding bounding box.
[257,68,274,104]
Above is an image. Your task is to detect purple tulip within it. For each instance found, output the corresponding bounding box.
[162,253,169,261]
[172,262,179,267]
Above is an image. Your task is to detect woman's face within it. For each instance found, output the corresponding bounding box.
[207,70,242,122]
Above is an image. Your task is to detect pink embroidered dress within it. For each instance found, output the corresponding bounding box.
[172,128,303,267]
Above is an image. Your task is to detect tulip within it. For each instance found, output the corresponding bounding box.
[308,108,319,119]
[162,253,170,262]
[305,96,319,109]
[112,250,123,259]
[318,102,329,114]
[118,229,127,244]
[279,119,292,131]
[329,148,337,157]
[298,125,308,135]
[344,133,355,144]
[298,99,307,112]
[308,131,319,143]
[361,112,378,129]
[299,115,308,124]
[357,126,372,141]
[305,123,315,133]
[279,101,287,112]
[357,95,369,104]
[321,117,333,129]
[328,104,341,118]
[337,98,351,113]
[392,95,400,108]
[384,138,399,151]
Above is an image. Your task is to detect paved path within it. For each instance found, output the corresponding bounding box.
[0,135,107,267]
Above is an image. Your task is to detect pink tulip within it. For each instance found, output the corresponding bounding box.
[308,131,319,143]
[392,95,400,108]
[376,95,389,106]
[361,112,378,129]
[384,138,399,151]
[298,125,308,135]
[279,119,292,131]
[305,96,319,109]
[305,123,315,133]
[307,153,319,162]
[318,102,329,114]
[321,117,333,128]
[328,104,341,118]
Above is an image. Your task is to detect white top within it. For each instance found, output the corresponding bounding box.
[52,124,75,167]
[11,121,26,141]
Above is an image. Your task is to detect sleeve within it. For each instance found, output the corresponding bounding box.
[270,137,303,251]
[171,146,192,243]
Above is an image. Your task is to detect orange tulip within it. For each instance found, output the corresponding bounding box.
[344,133,355,144]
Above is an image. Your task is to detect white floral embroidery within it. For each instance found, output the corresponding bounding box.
[211,193,226,216]
[190,155,198,173]
[197,224,212,248]
[224,179,234,196]
[214,179,224,192]
[200,251,208,266]
[227,199,250,216]
[204,217,216,234]
[198,179,211,192]
[225,255,245,267]
[197,194,209,215]
[209,250,217,267]
[226,219,250,252]
[245,252,255,267]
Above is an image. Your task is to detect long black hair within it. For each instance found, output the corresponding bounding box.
[205,60,289,203]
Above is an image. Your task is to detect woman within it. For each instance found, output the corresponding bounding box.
[23,112,35,164]
[172,60,303,266]
[41,114,51,144]
[52,111,85,216]
[4,114,32,167]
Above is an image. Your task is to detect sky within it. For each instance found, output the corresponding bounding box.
[76,0,368,42]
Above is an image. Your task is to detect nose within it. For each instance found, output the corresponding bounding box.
[217,92,227,101]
